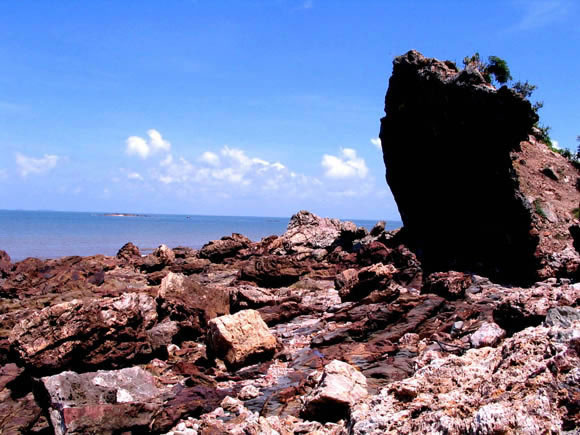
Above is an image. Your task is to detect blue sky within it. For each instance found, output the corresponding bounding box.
[0,0,578,220]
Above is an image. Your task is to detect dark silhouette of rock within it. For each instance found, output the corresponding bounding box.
[380,50,539,284]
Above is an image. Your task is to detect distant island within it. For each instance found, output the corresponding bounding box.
[103,213,148,217]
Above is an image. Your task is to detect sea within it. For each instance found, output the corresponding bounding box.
[0,210,402,262]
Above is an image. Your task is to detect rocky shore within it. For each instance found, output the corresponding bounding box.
[0,50,578,434]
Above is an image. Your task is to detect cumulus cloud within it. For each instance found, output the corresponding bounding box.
[370,138,382,150]
[15,153,60,177]
[321,148,368,179]
[126,129,171,159]
[551,140,560,150]
[156,146,303,193]
[127,172,144,181]
[199,151,220,166]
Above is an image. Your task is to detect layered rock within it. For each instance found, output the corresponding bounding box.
[10,293,159,374]
[379,50,579,284]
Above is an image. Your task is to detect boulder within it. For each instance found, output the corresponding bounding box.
[10,293,158,374]
[199,233,252,263]
[469,322,506,348]
[115,242,141,262]
[37,366,166,435]
[207,309,277,369]
[140,244,175,272]
[339,263,398,302]
[380,50,540,284]
[157,272,230,338]
[423,271,473,299]
[301,360,368,422]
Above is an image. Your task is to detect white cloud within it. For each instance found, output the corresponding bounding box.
[15,153,60,177]
[551,140,560,150]
[321,148,368,179]
[127,172,144,181]
[126,129,171,159]
[199,151,220,166]
[161,154,174,166]
[370,138,382,150]
[515,0,572,30]
[126,136,150,159]
[147,129,171,152]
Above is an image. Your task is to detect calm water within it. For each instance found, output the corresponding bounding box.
[0,210,402,262]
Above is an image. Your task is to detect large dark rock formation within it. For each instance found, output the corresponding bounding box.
[379,50,540,284]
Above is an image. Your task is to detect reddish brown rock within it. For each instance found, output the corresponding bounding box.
[157,272,230,338]
[10,293,158,374]
[339,263,398,302]
[115,242,141,262]
[423,271,473,299]
[199,233,252,263]
[0,250,11,278]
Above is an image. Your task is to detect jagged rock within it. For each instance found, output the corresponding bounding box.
[380,50,540,284]
[301,360,368,422]
[140,244,175,272]
[338,263,398,302]
[545,306,580,328]
[170,257,210,275]
[37,366,166,435]
[10,293,158,374]
[199,233,252,263]
[423,271,473,299]
[350,319,580,433]
[0,250,11,278]
[207,309,277,369]
[115,242,140,262]
[157,272,230,338]
[469,322,505,348]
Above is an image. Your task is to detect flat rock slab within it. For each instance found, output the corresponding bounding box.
[207,309,277,370]
[37,366,166,435]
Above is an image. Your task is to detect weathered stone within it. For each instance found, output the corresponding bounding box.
[207,309,277,369]
[0,250,11,278]
[10,293,158,373]
[37,366,166,435]
[545,306,580,328]
[469,322,505,348]
[199,233,252,263]
[339,263,397,302]
[350,319,580,433]
[302,360,368,422]
[115,242,140,262]
[423,271,473,299]
[157,272,230,338]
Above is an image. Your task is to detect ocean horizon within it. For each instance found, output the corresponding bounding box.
[0,209,402,262]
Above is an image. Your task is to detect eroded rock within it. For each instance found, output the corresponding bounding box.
[207,309,277,369]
